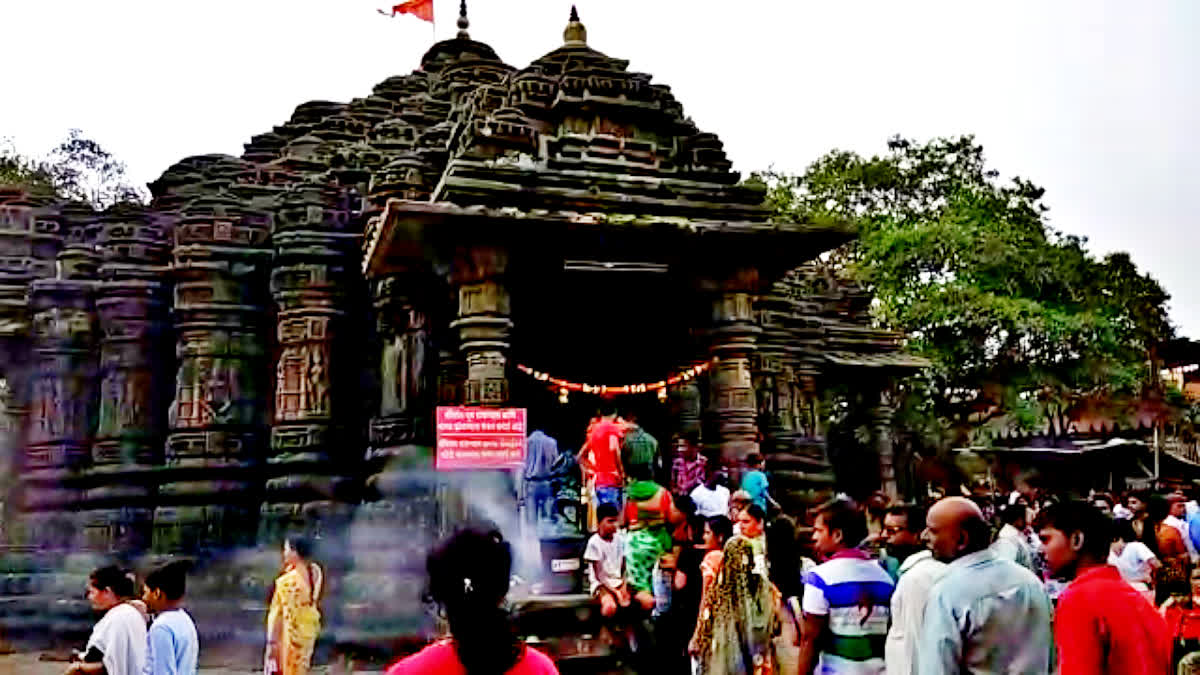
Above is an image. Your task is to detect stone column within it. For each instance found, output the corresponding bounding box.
[871,385,898,500]
[262,185,360,540]
[157,199,272,553]
[707,271,762,463]
[84,207,173,553]
[450,248,511,407]
[0,194,62,546]
[369,272,434,452]
[22,278,98,549]
[673,379,703,439]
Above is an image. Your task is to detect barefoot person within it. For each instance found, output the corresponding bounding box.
[586,504,631,618]
[266,536,323,675]
[141,561,199,675]
[66,566,146,675]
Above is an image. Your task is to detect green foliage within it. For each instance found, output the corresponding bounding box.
[0,130,145,208]
[0,139,57,198]
[761,135,1174,449]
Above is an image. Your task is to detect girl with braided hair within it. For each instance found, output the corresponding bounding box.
[386,526,558,675]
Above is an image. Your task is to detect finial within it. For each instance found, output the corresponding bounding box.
[457,0,469,38]
[563,5,587,46]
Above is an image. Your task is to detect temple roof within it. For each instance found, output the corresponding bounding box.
[148,4,762,226]
[419,2,502,71]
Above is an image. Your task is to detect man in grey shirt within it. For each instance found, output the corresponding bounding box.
[918,497,1054,675]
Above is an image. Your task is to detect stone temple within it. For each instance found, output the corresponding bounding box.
[0,4,922,656]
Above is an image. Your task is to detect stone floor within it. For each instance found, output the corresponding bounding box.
[0,653,383,675]
[0,634,796,674]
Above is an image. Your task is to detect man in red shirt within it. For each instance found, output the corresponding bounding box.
[578,403,625,516]
[1038,500,1171,675]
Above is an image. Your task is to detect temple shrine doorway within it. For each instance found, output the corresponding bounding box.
[510,263,700,456]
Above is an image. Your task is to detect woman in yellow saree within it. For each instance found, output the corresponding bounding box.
[265,536,323,675]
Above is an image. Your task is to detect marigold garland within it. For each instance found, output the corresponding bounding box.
[516,361,709,401]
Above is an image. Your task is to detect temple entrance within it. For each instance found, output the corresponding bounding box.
[510,264,702,456]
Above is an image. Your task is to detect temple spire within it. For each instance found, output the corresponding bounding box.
[457,0,470,38]
[563,5,587,46]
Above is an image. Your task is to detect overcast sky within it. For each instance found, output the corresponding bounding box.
[3,1,1197,335]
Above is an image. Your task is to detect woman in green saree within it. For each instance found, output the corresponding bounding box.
[690,535,780,675]
[623,462,684,611]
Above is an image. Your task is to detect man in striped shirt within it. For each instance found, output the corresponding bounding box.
[798,498,895,675]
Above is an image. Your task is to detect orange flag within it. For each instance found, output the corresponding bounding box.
[378,0,434,22]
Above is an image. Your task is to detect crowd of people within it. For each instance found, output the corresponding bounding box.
[67,535,322,675]
[518,404,1200,673]
[66,394,1200,675]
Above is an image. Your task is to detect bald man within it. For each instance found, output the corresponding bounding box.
[917,497,1054,675]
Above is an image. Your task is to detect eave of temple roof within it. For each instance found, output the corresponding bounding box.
[362,199,856,277]
[823,350,930,370]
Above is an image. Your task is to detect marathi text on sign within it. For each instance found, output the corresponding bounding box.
[435,406,527,470]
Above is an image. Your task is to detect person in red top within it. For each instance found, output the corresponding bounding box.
[1160,567,1200,670]
[577,403,625,514]
[386,526,558,675]
[1038,500,1171,675]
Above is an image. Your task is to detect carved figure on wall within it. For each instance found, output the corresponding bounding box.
[98,371,125,435]
[404,312,428,411]
[308,346,328,415]
[121,371,147,430]
[32,378,64,440]
[206,359,236,424]
[276,351,290,416]
[386,308,429,416]
[756,375,776,419]
[295,344,312,414]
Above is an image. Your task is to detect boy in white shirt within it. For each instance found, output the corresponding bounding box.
[690,469,730,519]
[585,503,630,617]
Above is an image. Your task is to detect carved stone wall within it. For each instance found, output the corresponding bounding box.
[451,249,511,407]
[79,205,174,554]
[262,184,361,540]
[707,275,761,463]
[156,196,272,553]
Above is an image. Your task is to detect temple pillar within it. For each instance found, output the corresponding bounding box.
[450,248,511,407]
[871,384,898,500]
[86,280,169,552]
[156,199,272,553]
[22,278,98,549]
[83,207,173,554]
[0,197,63,538]
[261,185,360,541]
[707,271,762,464]
[369,272,434,454]
[673,379,703,440]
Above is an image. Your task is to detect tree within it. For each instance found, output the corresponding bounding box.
[0,138,57,198]
[761,135,1174,450]
[0,130,145,208]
